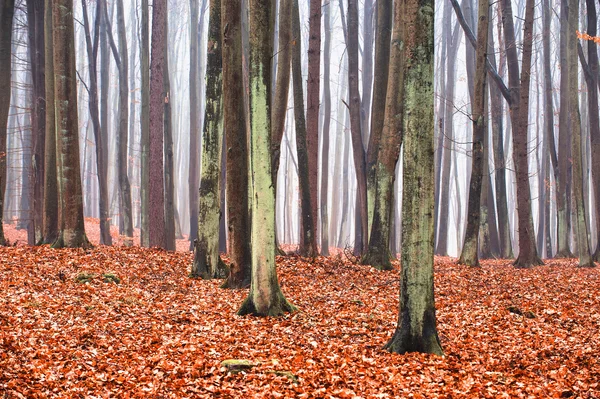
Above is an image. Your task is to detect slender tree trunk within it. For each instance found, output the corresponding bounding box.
[163,20,176,251]
[458,0,489,267]
[222,0,251,287]
[306,0,321,255]
[568,0,594,267]
[148,0,167,248]
[192,0,227,278]
[42,0,58,244]
[140,0,150,246]
[0,0,15,245]
[385,0,442,356]
[189,0,200,249]
[365,0,391,238]
[347,0,368,254]
[320,1,332,256]
[361,0,404,271]
[238,0,295,316]
[52,0,91,248]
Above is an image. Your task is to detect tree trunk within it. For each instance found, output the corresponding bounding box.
[192,0,227,279]
[365,0,391,237]
[222,0,252,287]
[458,0,489,267]
[42,0,58,244]
[238,0,295,317]
[189,0,200,248]
[163,20,176,252]
[306,0,320,255]
[51,0,91,248]
[148,0,167,248]
[385,0,442,356]
[320,1,332,256]
[0,0,15,245]
[568,0,594,267]
[347,0,368,254]
[140,0,150,247]
[361,0,403,271]
[291,0,318,257]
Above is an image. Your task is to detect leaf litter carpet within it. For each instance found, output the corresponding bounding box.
[0,244,599,398]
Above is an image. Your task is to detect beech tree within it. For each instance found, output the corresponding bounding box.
[238,0,295,316]
[385,0,443,356]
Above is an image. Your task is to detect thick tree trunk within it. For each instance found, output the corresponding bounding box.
[26,0,45,244]
[192,0,227,279]
[365,0,391,239]
[347,0,368,254]
[238,0,295,317]
[222,0,251,287]
[361,0,403,271]
[148,0,167,248]
[385,0,442,356]
[140,0,150,247]
[51,0,91,249]
[42,0,58,244]
[458,0,489,267]
[0,0,15,245]
[291,0,318,257]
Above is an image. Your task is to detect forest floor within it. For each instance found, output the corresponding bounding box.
[1,223,599,398]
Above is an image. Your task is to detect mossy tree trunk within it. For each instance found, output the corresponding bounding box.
[148,0,166,248]
[568,0,595,268]
[385,0,442,356]
[42,0,58,245]
[0,0,15,246]
[291,0,318,258]
[192,0,227,279]
[189,0,200,249]
[361,0,403,271]
[238,0,295,317]
[51,0,91,249]
[458,0,489,267]
[222,0,252,288]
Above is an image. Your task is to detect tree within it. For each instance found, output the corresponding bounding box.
[51,0,91,248]
[458,0,489,267]
[319,0,332,255]
[81,0,112,246]
[306,0,320,256]
[346,0,368,254]
[148,0,167,248]
[192,0,227,279]
[291,0,318,257]
[189,0,200,249]
[567,0,594,267]
[0,0,15,246]
[385,0,442,356]
[140,0,150,247]
[42,0,58,244]
[238,0,295,316]
[222,0,251,287]
[361,0,400,271]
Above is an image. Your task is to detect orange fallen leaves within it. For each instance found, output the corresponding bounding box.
[0,244,598,398]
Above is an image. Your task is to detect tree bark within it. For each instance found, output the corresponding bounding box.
[192,0,228,279]
[222,0,252,287]
[320,1,332,255]
[148,0,167,248]
[361,0,403,271]
[163,18,176,252]
[238,0,295,316]
[458,0,489,267]
[51,0,91,248]
[385,0,443,356]
[189,0,200,249]
[140,0,150,247]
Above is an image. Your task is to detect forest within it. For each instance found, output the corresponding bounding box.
[0,0,599,396]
